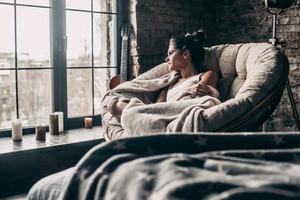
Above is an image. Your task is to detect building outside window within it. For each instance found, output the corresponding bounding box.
[0,0,119,134]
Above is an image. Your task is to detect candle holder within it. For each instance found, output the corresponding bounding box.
[49,113,59,135]
[36,125,46,141]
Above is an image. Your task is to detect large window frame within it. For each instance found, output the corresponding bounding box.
[0,0,123,136]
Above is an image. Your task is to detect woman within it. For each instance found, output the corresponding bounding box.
[108,30,218,119]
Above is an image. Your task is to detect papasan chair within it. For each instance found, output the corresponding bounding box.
[101,42,289,140]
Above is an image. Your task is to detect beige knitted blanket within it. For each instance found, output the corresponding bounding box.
[101,64,221,140]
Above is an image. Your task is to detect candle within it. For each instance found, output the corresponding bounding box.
[36,125,46,141]
[84,117,93,128]
[54,112,64,133]
[11,119,22,141]
[49,113,59,135]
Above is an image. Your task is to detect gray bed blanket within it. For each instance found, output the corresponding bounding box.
[101,69,221,140]
[56,133,300,200]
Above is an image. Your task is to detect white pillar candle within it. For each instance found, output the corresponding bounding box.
[54,112,64,133]
[11,119,22,141]
[84,117,93,128]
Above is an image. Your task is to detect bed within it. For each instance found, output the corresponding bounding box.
[28,133,300,200]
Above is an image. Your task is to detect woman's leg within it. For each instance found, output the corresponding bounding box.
[108,98,130,118]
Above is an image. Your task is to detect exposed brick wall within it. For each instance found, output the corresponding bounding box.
[216,0,300,131]
[215,0,271,44]
[128,0,300,131]
[128,0,216,75]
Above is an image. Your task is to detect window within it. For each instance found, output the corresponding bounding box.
[0,0,120,134]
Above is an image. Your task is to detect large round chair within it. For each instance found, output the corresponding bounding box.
[101,42,289,140]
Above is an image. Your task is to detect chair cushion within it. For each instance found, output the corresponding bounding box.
[202,42,286,131]
[204,43,283,104]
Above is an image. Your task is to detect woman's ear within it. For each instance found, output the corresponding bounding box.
[182,49,191,60]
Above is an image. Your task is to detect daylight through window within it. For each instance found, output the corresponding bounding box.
[0,0,118,132]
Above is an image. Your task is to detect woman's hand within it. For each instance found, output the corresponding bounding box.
[187,70,218,97]
[187,83,211,97]
[156,88,168,102]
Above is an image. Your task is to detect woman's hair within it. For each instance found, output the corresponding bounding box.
[169,30,206,72]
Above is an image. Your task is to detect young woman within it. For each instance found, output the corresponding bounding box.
[108,30,218,118]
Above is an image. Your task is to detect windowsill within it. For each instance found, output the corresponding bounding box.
[0,126,104,155]
[0,126,105,198]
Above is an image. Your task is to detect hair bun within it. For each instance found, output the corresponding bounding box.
[185,30,205,44]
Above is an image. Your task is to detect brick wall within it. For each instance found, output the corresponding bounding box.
[215,0,300,131]
[128,0,300,131]
[128,0,216,75]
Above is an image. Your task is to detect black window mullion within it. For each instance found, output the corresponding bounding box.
[51,0,68,126]
[116,0,124,74]
[13,0,19,119]
[91,0,95,116]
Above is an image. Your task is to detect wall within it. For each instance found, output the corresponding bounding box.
[128,0,300,131]
[215,0,300,131]
[128,0,216,76]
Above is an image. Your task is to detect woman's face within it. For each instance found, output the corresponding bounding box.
[165,44,188,71]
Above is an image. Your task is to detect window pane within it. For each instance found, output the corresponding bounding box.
[17,6,50,68]
[0,0,13,3]
[94,68,116,114]
[66,0,91,11]
[0,70,16,129]
[16,0,50,7]
[67,69,92,117]
[93,0,116,13]
[0,5,15,69]
[18,69,51,127]
[94,14,117,67]
[66,11,92,67]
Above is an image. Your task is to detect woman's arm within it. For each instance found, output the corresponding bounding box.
[199,70,218,88]
[188,70,218,96]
